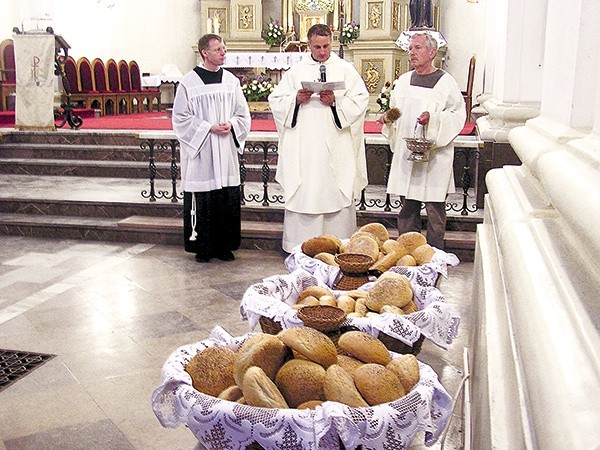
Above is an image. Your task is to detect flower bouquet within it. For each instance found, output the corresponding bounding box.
[240,73,274,102]
[263,19,285,46]
[339,21,359,45]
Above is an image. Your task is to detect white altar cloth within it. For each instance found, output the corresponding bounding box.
[223,51,305,69]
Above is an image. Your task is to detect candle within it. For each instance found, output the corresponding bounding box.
[214,17,220,35]
[207,18,212,33]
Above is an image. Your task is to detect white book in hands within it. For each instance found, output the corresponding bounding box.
[301,81,346,92]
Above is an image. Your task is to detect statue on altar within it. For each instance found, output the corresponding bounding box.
[409,0,433,29]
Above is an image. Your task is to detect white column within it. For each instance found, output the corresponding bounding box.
[477,0,545,142]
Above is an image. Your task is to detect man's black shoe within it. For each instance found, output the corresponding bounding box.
[217,251,235,261]
[195,254,211,263]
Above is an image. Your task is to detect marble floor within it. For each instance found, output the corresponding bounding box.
[0,235,474,450]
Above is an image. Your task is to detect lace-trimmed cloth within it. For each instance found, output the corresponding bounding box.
[240,268,460,349]
[151,327,453,450]
[284,244,460,288]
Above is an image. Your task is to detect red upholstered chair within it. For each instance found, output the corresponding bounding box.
[61,55,97,111]
[77,57,103,115]
[0,39,16,111]
[106,58,130,114]
[92,58,117,115]
[118,59,142,113]
[462,55,476,123]
[129,60,161,113]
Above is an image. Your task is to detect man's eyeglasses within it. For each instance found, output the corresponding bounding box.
[207,47,227,54]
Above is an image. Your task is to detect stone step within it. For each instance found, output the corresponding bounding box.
[0,210,475,261]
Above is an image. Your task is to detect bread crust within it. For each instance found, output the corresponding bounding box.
[185,346,236,397]
[337,331,391,365]
[242,366,289,408]
[233,333,288,387]
[278,327,338,368]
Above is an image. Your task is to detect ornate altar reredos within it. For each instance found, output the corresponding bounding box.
[198,0,445,111]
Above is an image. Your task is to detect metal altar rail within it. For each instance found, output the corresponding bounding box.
[137,131,482,216]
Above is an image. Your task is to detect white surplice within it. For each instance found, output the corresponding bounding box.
[172,69,251,193]
[383,70,466,202]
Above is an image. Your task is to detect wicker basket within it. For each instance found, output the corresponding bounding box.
[259,315,283,335]
[334,253,374,290]
[297,305,347,332]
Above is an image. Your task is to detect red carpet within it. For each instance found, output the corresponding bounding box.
[0,111,476,135]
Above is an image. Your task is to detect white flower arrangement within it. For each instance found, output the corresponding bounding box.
[263,19,285,46]
[241,73,274,102]
[340,21,359,45]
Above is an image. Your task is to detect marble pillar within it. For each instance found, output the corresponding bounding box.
[471,0,600,448]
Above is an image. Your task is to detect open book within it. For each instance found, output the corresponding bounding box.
[301,81,346,92]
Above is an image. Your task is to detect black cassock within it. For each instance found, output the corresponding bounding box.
[183,67,241,259]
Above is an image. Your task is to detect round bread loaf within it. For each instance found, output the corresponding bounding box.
[233,333,288,387]
[185,346,236,397]
[387,354,420,393]
[323,364,369,408]
[349,231,382,253]
[336,354,365,376]
[337,330,391,365]
[359,222,390,244]
[318,295,338,307]
[277,327,338,368]
[397,231,427,253]
[298,286,335,303]
[336,295,356,314]
[301,236,338,257]
[320,234,342,250]
[380,304,405,315]
[297,400,323,410]
[396,254,417,266]
[218,385,244,402]
[344,237,380,261]
[297,295,320,306]
[365,274,413,311]
[275,359,326,408]
[402,301,418,314]
[242,366,289,409]
[382,239,409,257]
[412,243,435,265]
[353,363,406,406]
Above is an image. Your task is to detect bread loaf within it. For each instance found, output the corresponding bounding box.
[242,366,289,409]
[278,327,338,368]
[337,331,391,365]
[314,252,339,267]
[369,251,400,273]
[218,385,244,402]
[336,295,356,313]
[365,274,413,311]
[382,239,409,257]
[353,363,406,406]
[233,333,288,387]
[323,364,369,408]
[298,286,335,303]
[387,354,420,393]
[301,236,338,257]
[397,231,427,253]
[297,400,323,410]
[275,359,326,408]
[185,346,236,397]
[359,222,390,244]
[411,243,435,265]
[345,234,380,260]
[336,354,364,376]
[396,254,417,266]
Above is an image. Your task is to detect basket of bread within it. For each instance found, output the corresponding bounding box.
[285,223,460,290]
[152,326,453,450]
[240,267,460,355]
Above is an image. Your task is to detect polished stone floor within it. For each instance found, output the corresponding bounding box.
[0,235,473,450]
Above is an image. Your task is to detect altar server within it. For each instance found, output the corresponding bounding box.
[173,34,251,262]
[268,23,369,253]
[379,32,466,249]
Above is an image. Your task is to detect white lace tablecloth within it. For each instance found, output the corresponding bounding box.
[284,245,460,289]
[240,268,460,349]
[151,327,453,450]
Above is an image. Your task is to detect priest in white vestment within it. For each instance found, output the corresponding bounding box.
[380,32,465,249]
[269,24,369,253]
[173,34,251,262]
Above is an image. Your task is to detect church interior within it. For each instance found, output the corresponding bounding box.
[1,0,599,449]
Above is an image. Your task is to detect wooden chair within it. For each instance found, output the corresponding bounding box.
[0,39,16,111]
[91,58,117,115]
[61,56,98,111]
[106,58,130,114]
[462,55,476,123]
[77,57,103,114]
[129,60,161,112]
